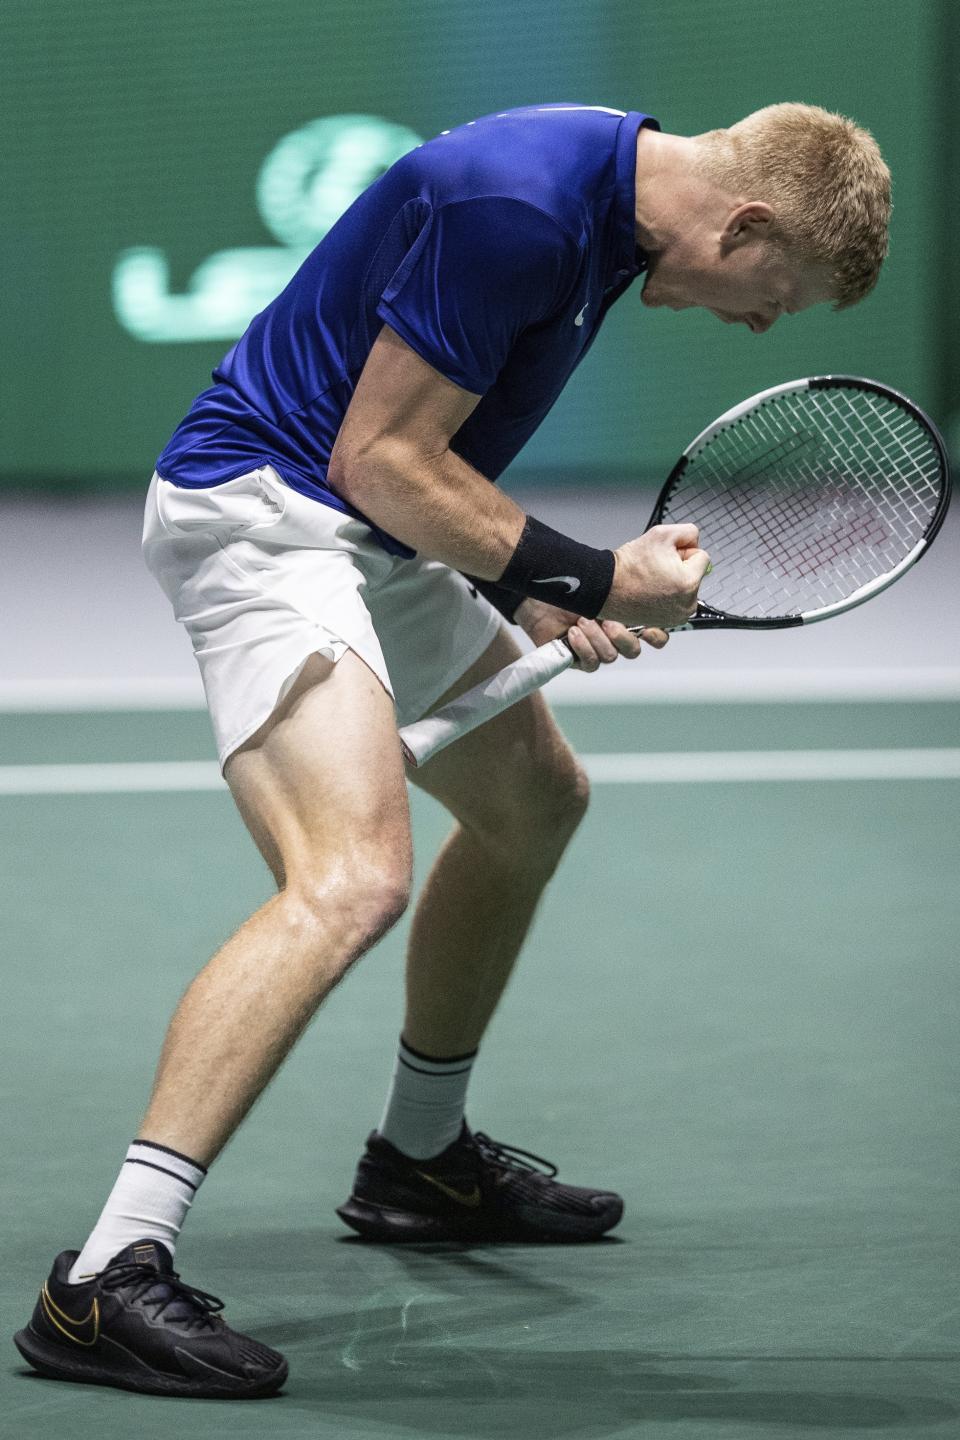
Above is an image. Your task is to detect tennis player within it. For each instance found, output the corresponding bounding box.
[16,101,890,1398]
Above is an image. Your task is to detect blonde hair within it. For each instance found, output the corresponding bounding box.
[695,103,891,309]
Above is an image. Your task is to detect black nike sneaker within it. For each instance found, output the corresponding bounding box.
[337,1123,624,1242]
[13,1239,287,1399]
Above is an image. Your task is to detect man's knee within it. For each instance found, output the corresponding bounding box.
[533,755,591,835]
[473,750,590,861]
[539,756,591,841]
[284,837,413,962]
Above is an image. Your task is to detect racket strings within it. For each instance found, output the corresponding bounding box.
[664,386,943,617]
[775,390,940,566]
[806,389,940,526]
[678,417,854,614]
[739,400,895,587]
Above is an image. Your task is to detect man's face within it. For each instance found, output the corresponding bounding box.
[640,209,834,333]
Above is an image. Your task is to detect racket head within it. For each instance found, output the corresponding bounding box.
[649,376,951,630]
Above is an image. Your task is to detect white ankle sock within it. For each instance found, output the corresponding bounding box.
[377,1036,477,1159]
[68,1140,206,1283]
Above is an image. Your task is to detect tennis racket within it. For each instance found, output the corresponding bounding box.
[398,375,951,768]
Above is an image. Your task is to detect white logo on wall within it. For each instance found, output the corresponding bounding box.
[112,114,424,343]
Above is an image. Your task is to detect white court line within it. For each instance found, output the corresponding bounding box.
[0,666,959,711]
[584,749,960,783]
[552,665,960,704]
[0,762,224,794]
[1,750,959,795]
[0,678,206,712]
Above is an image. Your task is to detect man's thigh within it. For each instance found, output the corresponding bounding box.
[406,626,588,842]
[225,649,413,894]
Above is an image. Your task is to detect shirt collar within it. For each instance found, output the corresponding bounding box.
[611,110,660,282]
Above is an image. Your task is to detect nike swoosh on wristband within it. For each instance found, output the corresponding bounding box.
[414,1171,482,1207]
[40,1286,100,1346]
[531,576,581,593]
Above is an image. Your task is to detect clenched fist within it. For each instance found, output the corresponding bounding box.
[603,524,710,629]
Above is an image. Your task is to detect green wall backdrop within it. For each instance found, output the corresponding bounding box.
[2,0,955,490]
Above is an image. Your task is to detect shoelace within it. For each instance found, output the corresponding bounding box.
[98,1260,225,1330]
[472,1131,558,1180]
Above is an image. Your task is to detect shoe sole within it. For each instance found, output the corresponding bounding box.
[13,1325,287,1399]
[336,1194,623,1243]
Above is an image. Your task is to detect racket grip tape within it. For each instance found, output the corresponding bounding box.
[399,636,574,767]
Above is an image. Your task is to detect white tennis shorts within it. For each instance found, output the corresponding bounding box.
[142,467,502,767]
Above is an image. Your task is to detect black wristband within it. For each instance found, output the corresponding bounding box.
[461,574,526,623]
[499,515,614,618]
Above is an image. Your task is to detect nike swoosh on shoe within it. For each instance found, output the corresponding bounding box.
[413,1171,482,1207]
[40,1286,99,1347]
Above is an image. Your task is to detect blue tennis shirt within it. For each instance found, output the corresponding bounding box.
[156,103,659,556]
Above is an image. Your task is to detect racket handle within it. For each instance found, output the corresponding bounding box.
[399,637,574,768]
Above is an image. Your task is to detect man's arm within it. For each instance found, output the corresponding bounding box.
[328,324,526,580]
[328,324,709,630]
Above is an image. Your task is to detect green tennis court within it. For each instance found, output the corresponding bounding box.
[3,698,958,1439]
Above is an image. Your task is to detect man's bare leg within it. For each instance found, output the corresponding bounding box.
[20,650,410,1395]
[371,628,589,1166]
[136,649,412,1167]
[346,629,625,1242]
[402,627,589,1058]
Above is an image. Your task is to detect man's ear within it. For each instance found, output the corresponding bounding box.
[720,201,775,251]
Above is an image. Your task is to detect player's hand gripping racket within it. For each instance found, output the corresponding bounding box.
[399,376,951,767]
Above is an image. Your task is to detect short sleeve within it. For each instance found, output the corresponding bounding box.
[376,197,578,396]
